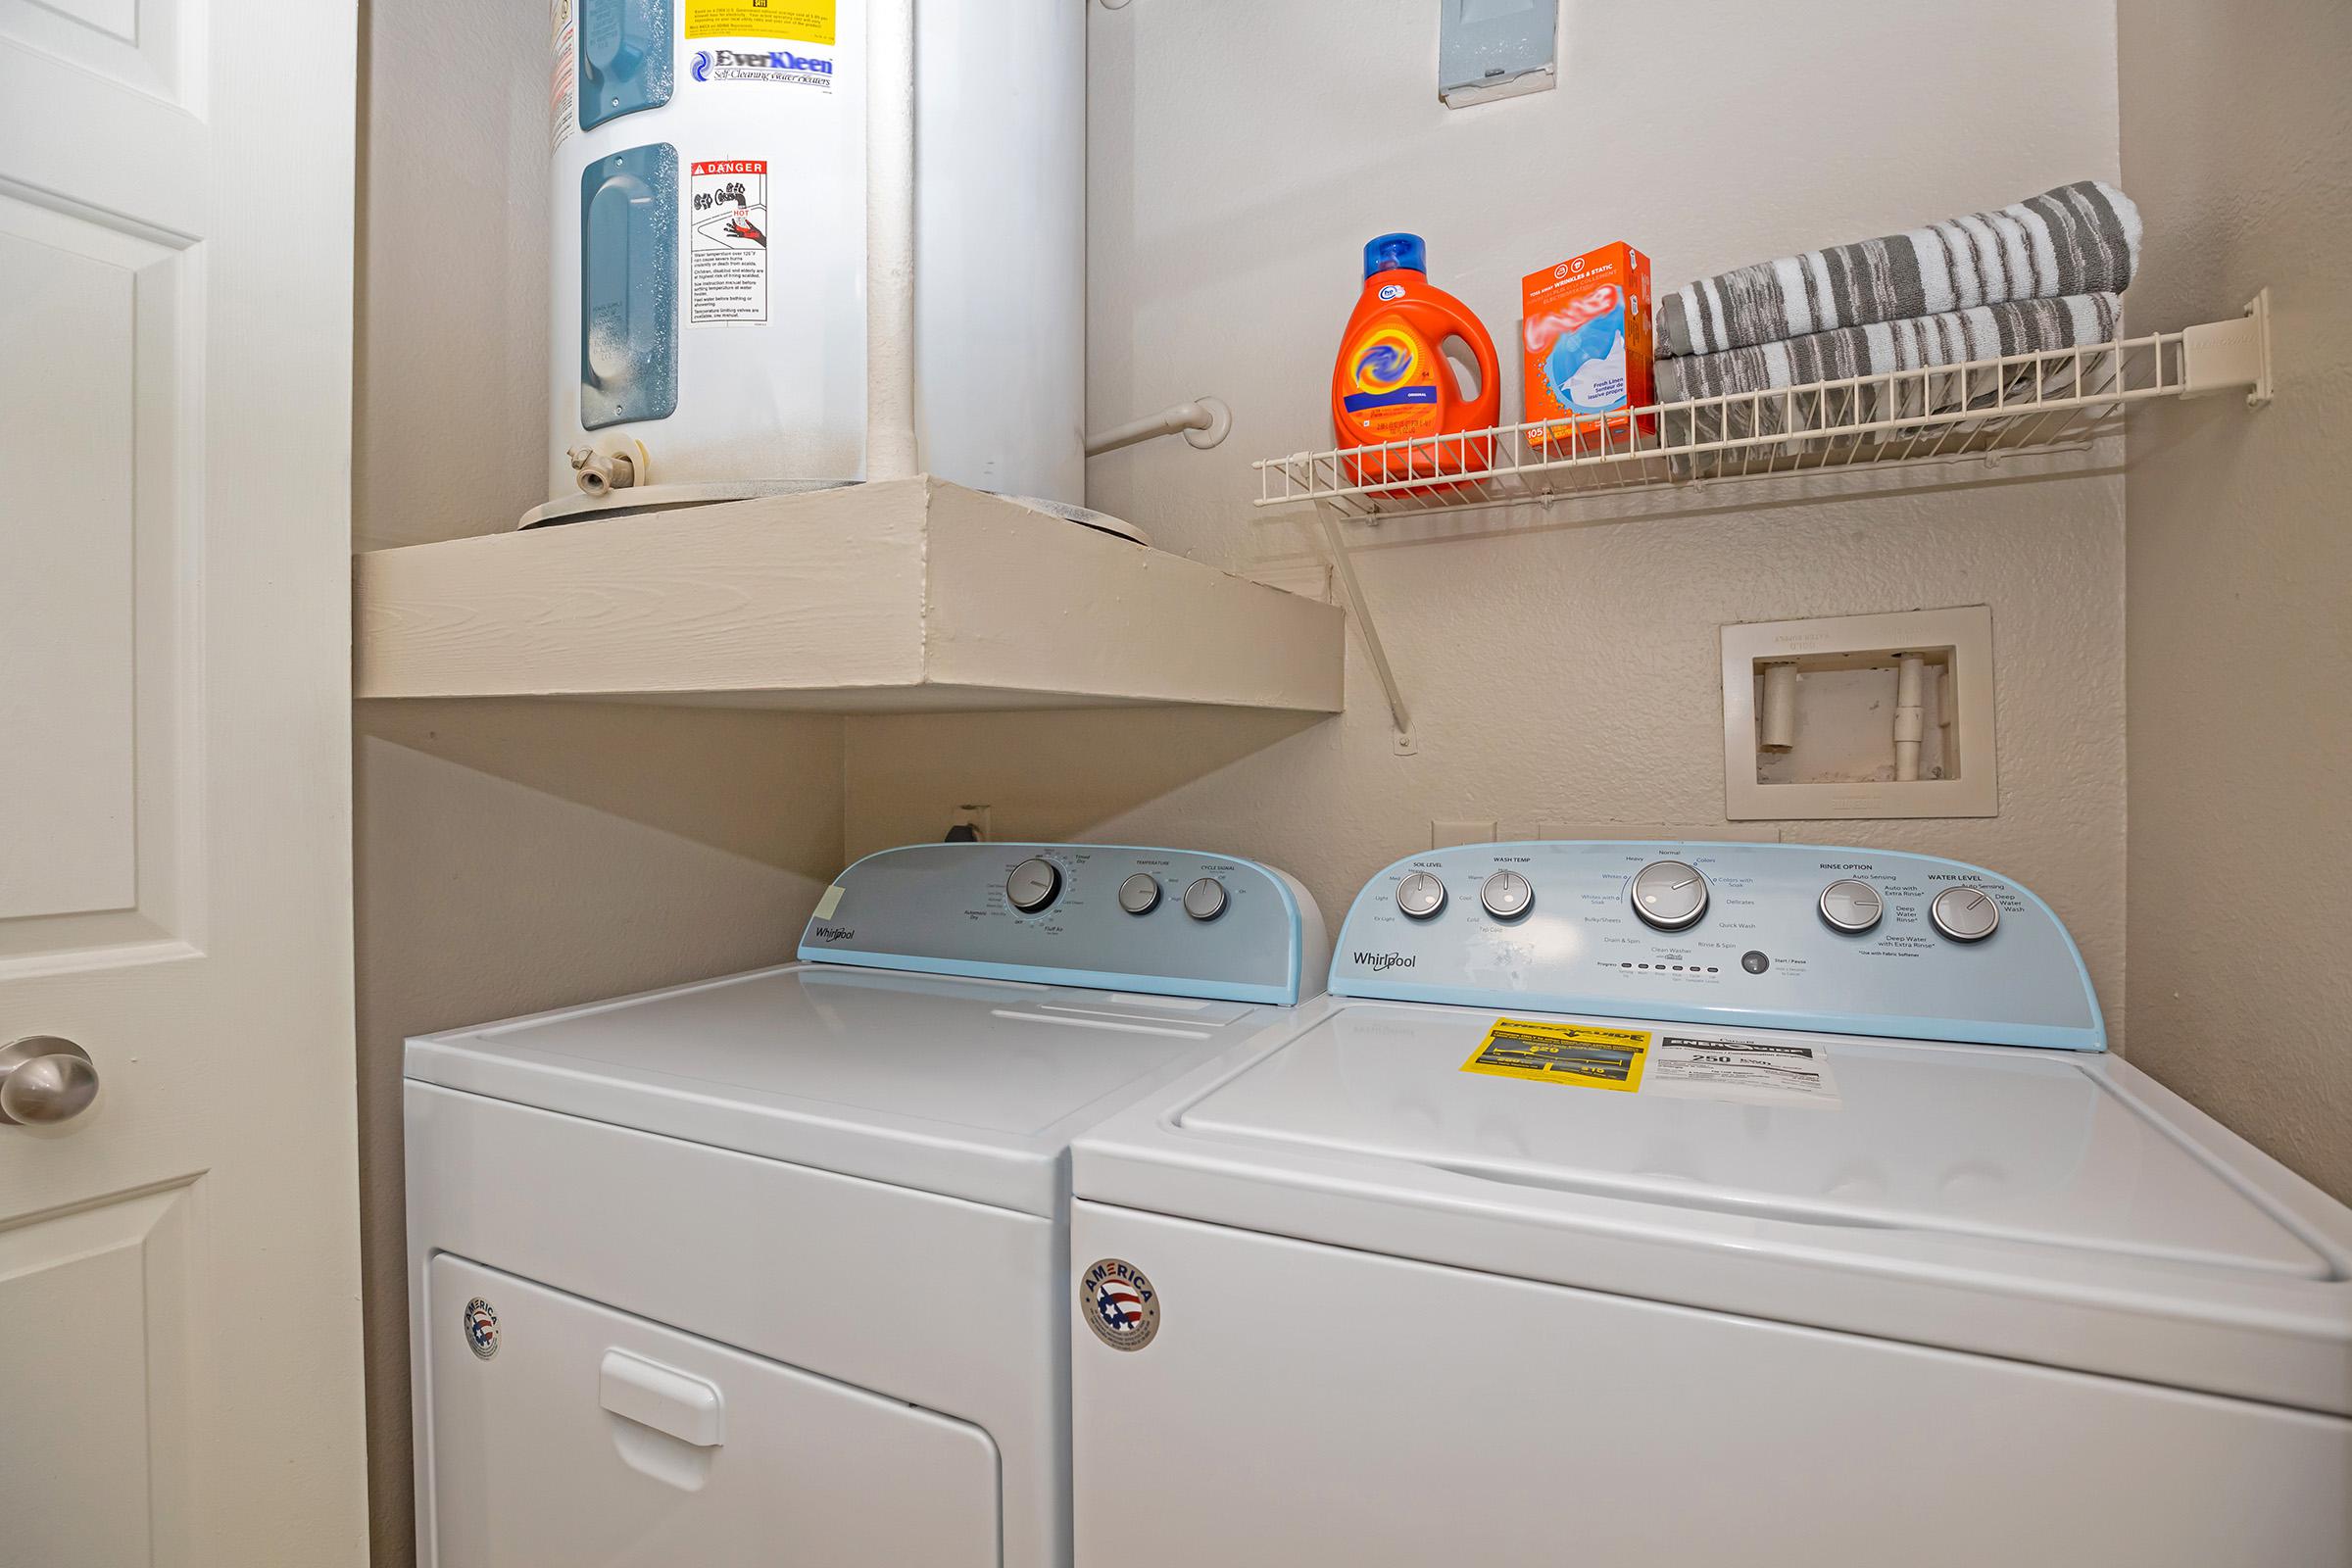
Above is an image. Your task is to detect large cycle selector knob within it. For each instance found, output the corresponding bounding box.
[1116,873,1161,914]
[1931,885,2001,942]
[1630,860,1709,931]
[1181,876,1228,921]
[1004,857,1062,912]
[1480,870,1534,920]
[1395,871,1447,920]
[1818,879,1885,934]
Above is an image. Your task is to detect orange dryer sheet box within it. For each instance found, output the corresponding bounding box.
[1521,242,1653,450]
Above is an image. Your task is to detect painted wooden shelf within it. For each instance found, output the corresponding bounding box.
[354,477,1346,713]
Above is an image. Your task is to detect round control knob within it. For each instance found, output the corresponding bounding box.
[1931,885,2001,943]
[1818,879,1885,934]
[1630,860,1709,931]
[1116,873,1161,915]
[1004,857,1062,912]
[1395,871,1447,920]
[1480,870,1534,920]
[1180,876,1228,921]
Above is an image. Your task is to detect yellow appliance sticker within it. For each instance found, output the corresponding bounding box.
[1460,1018,1653,1092]
[684,0,835,44]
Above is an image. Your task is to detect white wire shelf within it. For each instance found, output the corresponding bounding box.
[1255,295,2272,520]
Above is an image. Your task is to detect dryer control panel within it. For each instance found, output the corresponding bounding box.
[1331,842,2102,1051]
[799,843,1328,1005]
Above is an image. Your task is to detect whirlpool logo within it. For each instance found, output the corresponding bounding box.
[811,925,857,944]
[692,48,835,84]
[1351,951,1417,972]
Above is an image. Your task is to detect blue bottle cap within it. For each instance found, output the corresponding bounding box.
[1363,232,1427,279]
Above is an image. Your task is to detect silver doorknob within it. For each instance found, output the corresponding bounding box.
[0,1036,100,1127]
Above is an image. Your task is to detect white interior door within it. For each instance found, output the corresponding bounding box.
[0,1,368,1563]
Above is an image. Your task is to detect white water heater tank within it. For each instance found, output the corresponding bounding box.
[542,0,1083,523]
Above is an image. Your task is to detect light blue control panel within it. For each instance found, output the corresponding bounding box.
[798,844,1324,1005]
[1331,842,2103,1051]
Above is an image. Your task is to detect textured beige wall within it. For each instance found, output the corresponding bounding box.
[2119,0,2352,1201]
[351,3,845,1561]
[847,0,2130,1037]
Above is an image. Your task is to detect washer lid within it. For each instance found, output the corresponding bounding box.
[406,964,1265,1217]
[1177,1004,2328,1277]
[1073,998,2352,1411]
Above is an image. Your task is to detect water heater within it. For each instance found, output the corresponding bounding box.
[539,0,1084,526]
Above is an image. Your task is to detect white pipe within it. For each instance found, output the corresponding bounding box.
[1893,654,1926,781]
[1758,662,1798,751]
[1086,397,1233,457]
[864,0,919,481]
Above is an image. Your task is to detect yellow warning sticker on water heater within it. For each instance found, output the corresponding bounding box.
[1460,1018,1653,1093]
[684,0,835,45]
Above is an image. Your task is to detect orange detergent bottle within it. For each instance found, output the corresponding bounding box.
[1332,233,1500,491]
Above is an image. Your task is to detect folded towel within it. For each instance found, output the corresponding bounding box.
[1656,295,2124,462]
[1657,180,2140,359]
[1657,294,2122,404]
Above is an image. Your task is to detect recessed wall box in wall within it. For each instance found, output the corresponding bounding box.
[1722,607,1997,820]
[1439,0,1558,109]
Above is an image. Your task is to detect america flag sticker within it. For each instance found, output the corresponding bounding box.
[464,1297,500,1360]
[1080,1257,1160,1351]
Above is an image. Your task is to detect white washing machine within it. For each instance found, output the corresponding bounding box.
[405,841,1324,1567]
[1071,841,2352,1567]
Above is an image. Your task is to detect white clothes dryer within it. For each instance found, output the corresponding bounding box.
[1070,841,2352,1567]
[405,842,1324,1567]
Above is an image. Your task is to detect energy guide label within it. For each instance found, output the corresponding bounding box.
[689,161,769,325]
[1460,1019,1652,1093]
[1649,1037,1842,1107]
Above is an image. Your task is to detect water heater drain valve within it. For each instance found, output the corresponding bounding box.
[566,441,649,499]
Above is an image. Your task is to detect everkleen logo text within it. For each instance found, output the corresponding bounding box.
[1351,952,1417,972]
[692,48,835,84]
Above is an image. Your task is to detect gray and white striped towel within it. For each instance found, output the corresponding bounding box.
[1656,295,2124,465]
[1657,181,2140,359]
[1656,294,2124,404]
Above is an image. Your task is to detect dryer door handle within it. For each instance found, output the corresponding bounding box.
[600,1348,726,1447]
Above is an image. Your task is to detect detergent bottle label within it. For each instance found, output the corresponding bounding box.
[1340,321,1445,439]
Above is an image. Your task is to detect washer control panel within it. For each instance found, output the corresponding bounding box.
[799,843,1326,1004]
[1331,842,2102,1051]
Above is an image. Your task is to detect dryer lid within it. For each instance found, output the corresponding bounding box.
[406,964,1267,1217]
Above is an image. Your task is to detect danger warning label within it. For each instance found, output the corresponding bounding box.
[688,160,768,325]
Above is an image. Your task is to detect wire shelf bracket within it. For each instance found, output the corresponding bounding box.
[1310,509,1416,753]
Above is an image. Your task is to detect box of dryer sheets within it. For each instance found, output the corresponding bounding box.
[1522,242,1653,449]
